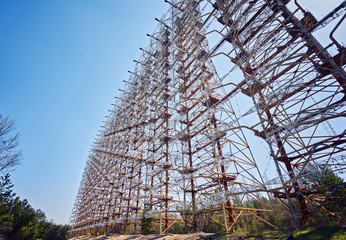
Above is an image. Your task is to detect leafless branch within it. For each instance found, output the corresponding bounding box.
[0,115,22,173]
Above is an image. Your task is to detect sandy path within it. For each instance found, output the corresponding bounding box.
[70,233,219,240]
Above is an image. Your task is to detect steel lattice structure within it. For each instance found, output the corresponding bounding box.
[69,0,346,235]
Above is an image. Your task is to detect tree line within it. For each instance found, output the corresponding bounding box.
[0,115,69,239]
[0,174,69,240]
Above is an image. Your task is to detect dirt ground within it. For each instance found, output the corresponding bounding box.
[69,233,219,240]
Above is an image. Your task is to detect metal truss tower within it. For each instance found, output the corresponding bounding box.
[69,0,346,235]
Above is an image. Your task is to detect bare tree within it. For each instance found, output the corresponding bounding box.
[0,115,22,172]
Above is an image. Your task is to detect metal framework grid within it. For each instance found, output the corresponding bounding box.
[69,0,346,235]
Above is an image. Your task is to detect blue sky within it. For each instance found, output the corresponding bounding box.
[0,0,168,224]
[0,0,344,225]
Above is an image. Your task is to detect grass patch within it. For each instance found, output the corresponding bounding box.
[246,228,295,240]
[294,226,345,240]
[216,226,345,240]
